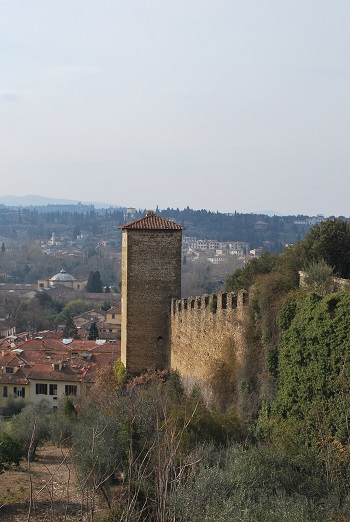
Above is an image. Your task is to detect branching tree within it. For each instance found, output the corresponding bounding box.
[72,408,127,516]
[62,316,79,339]
[11,400,52,460]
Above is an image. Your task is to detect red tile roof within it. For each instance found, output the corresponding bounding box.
[88,341,121,354]
[107,303,121,313]
[28,363,88,382]
[0,370,29,385]
[118,211,185,231]
[22,337,72,348]
[35,331,62,339]
[0,338,120,386]
[68,339,121,354]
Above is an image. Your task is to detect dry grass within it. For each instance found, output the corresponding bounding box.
[0,443,97,521]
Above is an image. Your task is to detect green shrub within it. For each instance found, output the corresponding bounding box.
[0,432,23,471]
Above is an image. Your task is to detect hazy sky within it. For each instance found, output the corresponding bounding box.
[1,1,350,216]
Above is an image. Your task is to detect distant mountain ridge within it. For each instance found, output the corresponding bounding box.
[0,195,284,216]
[0,194,122,209]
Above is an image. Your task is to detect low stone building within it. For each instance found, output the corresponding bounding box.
[38,269,87,291]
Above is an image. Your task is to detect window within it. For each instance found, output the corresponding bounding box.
[14,387,25,398]
[36,383,48,395]
[65,385,77,396]
[112,313,115,319]
[5,367,14,374]
[39,283,44,288]
[49,384,57,396]
[53,364,60,371]
[3,386,7,397]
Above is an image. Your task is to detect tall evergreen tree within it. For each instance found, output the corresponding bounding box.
[86,271,103,293]
[88,322,99,340]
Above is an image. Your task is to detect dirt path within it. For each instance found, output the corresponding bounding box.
[0,444,85,521]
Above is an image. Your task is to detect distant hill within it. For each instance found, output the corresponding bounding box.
[0,194,122,209]
[255,210,281,217]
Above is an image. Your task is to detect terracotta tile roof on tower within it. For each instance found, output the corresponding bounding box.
[118,211,185,230]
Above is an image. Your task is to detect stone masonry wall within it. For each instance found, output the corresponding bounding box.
[121,229,182,373]
[170,291,248,384]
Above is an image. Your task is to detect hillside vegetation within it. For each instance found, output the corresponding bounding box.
[2,219,350,521]
[225,220,350,484]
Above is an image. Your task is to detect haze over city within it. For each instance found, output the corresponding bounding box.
[1,1,349,217]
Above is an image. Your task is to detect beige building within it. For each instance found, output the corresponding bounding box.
[106,305,121,325]
[99,304,122,340]
[0,322,16,338]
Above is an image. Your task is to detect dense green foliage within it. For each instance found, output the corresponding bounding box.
[226,218,350,293]
[276,292,350,439]
[1,293,106,333]
[292,218,350,278]
[88,321,99,340]
[226,252,281,292]
[223,219,350,500]
[86,270,104,293]
[59,298,92,319]
[0,433,23,472]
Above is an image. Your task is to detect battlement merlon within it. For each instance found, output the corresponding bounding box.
[171,290,249,315]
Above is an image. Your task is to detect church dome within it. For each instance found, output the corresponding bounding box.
[50,269,76,282]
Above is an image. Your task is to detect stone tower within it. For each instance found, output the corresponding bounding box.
[119,211,184,373]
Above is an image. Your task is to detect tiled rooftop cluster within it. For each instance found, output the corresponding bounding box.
[0,335,121,410]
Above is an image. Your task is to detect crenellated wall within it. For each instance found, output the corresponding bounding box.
[170,291,248,383]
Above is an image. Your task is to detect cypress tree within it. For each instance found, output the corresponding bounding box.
[88,322,99,340]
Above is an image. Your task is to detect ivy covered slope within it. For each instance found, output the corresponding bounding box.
[276,291,350,442]
[225,218,350,448]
